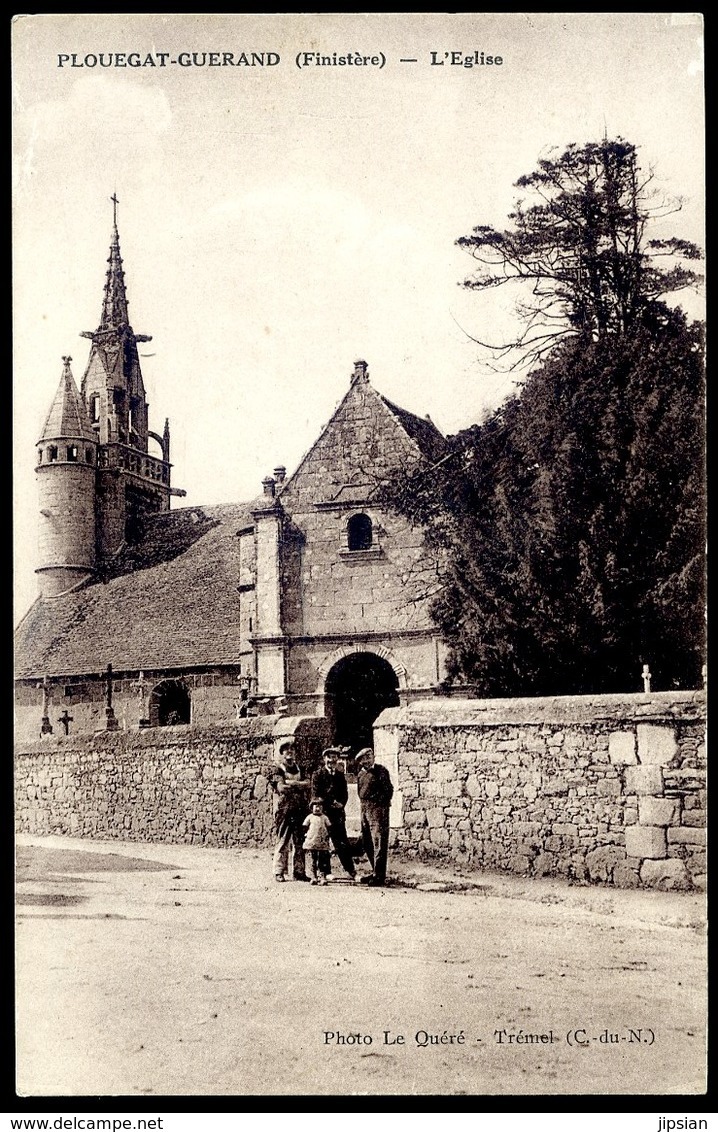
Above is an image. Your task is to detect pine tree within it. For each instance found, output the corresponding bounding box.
[457,138,702,366]
[387,140,705,696]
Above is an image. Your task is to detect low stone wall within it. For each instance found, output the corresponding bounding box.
[15,720,287,848]
[374,691,706,891]
[15,693,706,891]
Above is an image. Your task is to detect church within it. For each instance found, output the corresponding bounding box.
[14,209,449,751]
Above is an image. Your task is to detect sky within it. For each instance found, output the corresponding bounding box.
[12,12,705,624]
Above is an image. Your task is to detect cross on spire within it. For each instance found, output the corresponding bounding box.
[111,192,119,227]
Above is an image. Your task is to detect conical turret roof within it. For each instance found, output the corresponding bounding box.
[39,357,96,442]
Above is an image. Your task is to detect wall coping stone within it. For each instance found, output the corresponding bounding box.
[375,691,705,729]
[16,719,279,758]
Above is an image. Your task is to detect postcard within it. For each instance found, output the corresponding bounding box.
[13,13,706,1103]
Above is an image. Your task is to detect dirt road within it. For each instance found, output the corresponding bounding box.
[15,834,707,1097]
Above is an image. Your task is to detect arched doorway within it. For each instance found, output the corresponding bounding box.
[149,679,191,727]
[325,652,400,772]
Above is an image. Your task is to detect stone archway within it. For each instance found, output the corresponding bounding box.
[149,679,191,727]
[324,651,400,771]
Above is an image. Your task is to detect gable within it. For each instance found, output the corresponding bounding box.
[280,375,445,509]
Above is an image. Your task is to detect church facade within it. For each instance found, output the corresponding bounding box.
[15,212,449,749]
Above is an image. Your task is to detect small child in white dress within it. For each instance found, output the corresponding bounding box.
[303,799,333,884]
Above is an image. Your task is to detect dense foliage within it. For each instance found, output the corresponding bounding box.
[391,139,705,695]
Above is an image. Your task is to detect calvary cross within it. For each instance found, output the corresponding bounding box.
[58,709,73,736]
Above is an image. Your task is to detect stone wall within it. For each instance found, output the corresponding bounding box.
[374,691,706,891]
[15,720,282,847]
[36,454,97,598]
[278,374,438,656]
[15,693,706,893]
[14,668,255,745]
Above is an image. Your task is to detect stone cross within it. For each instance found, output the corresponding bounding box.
[132,669,147,704]
[642,664,651,694]
[39,674,53,737]
[105,663,119,731]
[132,670,150,727]
[58,709,73,736]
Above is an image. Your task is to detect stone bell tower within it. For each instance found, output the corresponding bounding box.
[80,195,173,559]
[34,198,178,597]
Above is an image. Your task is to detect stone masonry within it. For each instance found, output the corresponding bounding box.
[15,692,706,892]
[15,722,280,848]
[267,362,446,709]
[374,691,706,891]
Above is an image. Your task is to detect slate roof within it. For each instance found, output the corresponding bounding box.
[40,363,96,442]
[379,396,448,462]
[14,503,256,679]
[17,380,446,683]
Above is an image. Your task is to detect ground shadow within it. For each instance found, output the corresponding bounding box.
[17,912,134,921]
[16,893,86,907]
[16,845,180,883]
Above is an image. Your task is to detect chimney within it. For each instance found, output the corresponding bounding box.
[273,465,286,485]
[351,359,369,385]
[262,475,276,497]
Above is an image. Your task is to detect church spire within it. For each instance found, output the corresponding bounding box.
[79,198,152,450]
[99,193,130,332]
[81,196,151,345]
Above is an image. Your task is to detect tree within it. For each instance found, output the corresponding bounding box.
[393,309,704,695]
[386,137,705,694]
[457,138,703,367]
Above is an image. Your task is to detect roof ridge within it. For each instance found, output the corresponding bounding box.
[380,392,442,433]
[378,392,447,461]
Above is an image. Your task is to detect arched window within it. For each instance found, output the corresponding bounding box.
[89,393,100,423]
[348,513,373,551]
[149,679,191,727]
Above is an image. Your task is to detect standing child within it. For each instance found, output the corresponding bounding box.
[303,799,333,885]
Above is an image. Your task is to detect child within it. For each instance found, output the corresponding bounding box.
[302,798,333,885]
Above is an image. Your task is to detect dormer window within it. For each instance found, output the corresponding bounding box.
[348,513,373,551]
